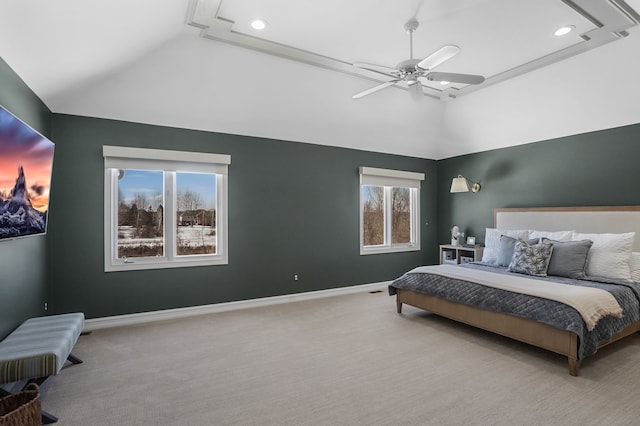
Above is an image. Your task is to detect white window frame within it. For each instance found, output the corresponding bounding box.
[359,167,424,255]
[103,146,230,272]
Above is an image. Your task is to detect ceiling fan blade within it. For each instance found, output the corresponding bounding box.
[353,62,398,78]
[416,45,460,70]
[426,72,485,85]
[352,80,400,99]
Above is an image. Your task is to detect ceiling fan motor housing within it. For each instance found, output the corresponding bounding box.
[396,58,421,73]
[351,18,484,99]
[404,19,419,33]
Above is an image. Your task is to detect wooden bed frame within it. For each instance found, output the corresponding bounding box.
[395,206,640,376]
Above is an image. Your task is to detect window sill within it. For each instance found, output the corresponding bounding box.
[105,256,228,272]
[360,245,420,256]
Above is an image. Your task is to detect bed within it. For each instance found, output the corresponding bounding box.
[390,206,640,376]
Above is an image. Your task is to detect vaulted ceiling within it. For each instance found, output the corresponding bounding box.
[1,0,640,159]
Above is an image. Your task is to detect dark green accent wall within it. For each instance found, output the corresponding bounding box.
[5,49,640,324]
[437,123,640,246]
[0,58,51,339]
[49,115,438,318]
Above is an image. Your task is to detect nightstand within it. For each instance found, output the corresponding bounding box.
[440,244,484,265]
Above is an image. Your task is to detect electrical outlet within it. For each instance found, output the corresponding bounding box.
[294,274,299,281]
[44,302,48,311]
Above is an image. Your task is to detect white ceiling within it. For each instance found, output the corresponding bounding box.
[1,0,639,159]
[194,0,599,97]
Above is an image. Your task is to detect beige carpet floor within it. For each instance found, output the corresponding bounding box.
[42,290,640,425]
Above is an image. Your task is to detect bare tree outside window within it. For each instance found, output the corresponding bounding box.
[177,189,203,212]
[362,185,384,246]
[116,169,164,258]
[359,168,421,255]
[176,172,217,256]
[392,187,411,244]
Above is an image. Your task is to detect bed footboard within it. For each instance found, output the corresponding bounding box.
[396,289,580,376]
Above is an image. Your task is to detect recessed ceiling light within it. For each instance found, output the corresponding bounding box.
[440,81,450,85]
[554,25,575,36]
[250,19,267,30]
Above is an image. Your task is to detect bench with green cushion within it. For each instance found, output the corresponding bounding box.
[0,312,84,424]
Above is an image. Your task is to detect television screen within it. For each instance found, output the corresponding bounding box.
[0,105,55,240]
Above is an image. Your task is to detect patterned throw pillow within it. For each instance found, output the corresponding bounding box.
[496,235,542,267]
[507,239,554,277]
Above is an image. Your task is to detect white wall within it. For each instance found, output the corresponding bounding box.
[5,2,640,162]
[51,32,445,159]
[437,26,640,159]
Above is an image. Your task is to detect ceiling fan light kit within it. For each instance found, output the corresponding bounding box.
[352,19,485,100]
[408,79,423,100]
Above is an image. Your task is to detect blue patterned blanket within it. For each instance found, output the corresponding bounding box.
[389,263,640,360]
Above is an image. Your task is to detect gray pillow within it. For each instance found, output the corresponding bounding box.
[507,239,554,277]
[496,235,540,267]
[542,238,593,279]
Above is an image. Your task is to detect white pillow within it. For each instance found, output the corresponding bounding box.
[630,252,640,282]
[481,228,529,265]
[529,230,574,242]
[571,232,635,281]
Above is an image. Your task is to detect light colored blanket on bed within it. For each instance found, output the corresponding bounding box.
[407,264,622,331]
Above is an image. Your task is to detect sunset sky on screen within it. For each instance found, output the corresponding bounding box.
[0,106,54,212]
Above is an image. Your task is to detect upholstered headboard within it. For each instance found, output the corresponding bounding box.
[494,206,640,252]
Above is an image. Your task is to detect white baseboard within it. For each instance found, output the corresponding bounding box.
[84,281,390,332]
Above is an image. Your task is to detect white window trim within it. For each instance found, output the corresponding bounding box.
[359,167,424,255]
[103,146,230,272]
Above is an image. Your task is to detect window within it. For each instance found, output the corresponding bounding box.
[103,146,230,271]
[359,167,424,255]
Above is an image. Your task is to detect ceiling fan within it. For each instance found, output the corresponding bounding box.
[352,19,485,100]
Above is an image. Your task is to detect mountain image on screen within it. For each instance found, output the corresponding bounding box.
[0,166,46,238]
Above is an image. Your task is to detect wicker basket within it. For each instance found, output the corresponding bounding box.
[0,383,41,426]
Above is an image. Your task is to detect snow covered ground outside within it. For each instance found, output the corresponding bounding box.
[118,225,216,255]
[176,225,216,248]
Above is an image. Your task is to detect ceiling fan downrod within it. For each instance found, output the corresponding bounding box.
[404,19,419,60]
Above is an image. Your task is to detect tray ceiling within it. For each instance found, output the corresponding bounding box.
[188,0,640,99]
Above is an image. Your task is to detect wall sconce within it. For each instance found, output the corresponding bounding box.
[450,175,481,193]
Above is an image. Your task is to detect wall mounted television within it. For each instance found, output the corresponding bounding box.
[0,105,54,240]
